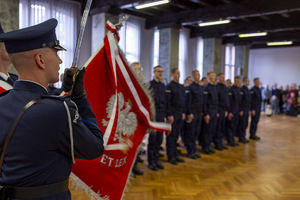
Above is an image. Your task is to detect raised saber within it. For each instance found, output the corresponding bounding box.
[72,0,93,69]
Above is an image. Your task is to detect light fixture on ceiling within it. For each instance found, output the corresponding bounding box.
[267,41,293,46]
[135,0,169,9]
[238,32,267,38]
[199,19,231,27]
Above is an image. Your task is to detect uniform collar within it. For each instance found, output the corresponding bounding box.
[13,80,49,95]
[0,72,9,81]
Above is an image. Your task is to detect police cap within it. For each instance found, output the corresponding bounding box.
[0,18,66,53]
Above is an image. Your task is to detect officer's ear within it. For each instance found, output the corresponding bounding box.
[34,53,46,69]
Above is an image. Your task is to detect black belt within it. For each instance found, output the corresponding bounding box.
[171,107,184,112]
[156,109,164,113]
[1,179,69,199]
[208,105,218,109]
[191,107,202,112]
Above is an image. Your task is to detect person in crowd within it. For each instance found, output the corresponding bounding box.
[147,65,166,171]
[166,68,186,165]
[282,85,290,113]
[214,73,229,151]
[262,85,270,111]
[226,76,241,147]
[238,77,251,143]
[184,76,193,87]
[225,79,232,88]
[249,77,262,140]
[201,77,208,87]
[184,70,203,159]
[287,84,298,116]
[279,86,284,113]
[0,23,18,94]
[201,71,218,154]
[0,18,104,199]
[271,83,281,114]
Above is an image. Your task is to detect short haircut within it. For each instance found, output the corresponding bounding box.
[131,62,140,67]
[254,77,259,82]
[201,77,207,81]
[171,68,178,74]
[153,65,163,71]
[185,76,192,81]
[234,76,241,79]
[243,76,249,82]
[207,71,215,76]
[192,70,199,75]
[217,73,224,77]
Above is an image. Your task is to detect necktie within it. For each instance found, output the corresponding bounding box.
[7,77,14,86]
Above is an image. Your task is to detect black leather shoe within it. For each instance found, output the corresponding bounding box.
[176,157,185,163]
[137,156,144,163]
[221,145,228,150]
[195,153,202,158]
[148,163,158,171]
[159,153,164,157]
[250,135,261,140]
[233,142,240,146]
[227,142,235,147]
[209,149,216,154]
[187,154,197,159]
[201,149,211,155]
[168,158,178,165]
[156,162,165,169]
[239,139,249,143]
[132,167,144,175]
[215,145,223,151]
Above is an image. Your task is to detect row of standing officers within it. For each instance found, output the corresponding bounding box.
[147,66,262,170]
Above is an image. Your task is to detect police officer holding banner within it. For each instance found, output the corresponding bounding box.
[0,19,104,199]
[166,68,186,165]
[184,70,203,159]
[250,78,262,140]
[147,65,166,170]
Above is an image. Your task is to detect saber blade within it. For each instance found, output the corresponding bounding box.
[72,0,93,69]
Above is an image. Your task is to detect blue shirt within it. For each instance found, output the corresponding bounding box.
[0,81,104,199]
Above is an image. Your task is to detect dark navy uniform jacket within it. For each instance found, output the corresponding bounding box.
[166,80,186,116]
[0,81,104,199]
[216,83,229,113]
[186,82,204,115]
[150,79,166,119]
[250,86,262,110]
[203,83,219,116]
[240,85,251,111]
[228,85,241,113]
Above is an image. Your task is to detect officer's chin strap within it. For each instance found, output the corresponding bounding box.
[63,101,75,164]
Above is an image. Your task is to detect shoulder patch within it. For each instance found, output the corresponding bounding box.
[228,92,232,95]
[165,90,171,93]
[250,91,254,94]
[203,91,208,94]
[240,92,244,95]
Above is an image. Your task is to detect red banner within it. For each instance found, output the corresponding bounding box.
[71,22,171,200]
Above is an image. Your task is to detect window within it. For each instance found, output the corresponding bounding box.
[196,37,204,78]
[153,29,160,68]
[178,29,188,84]
[19,0,80,88]
[224,44,235,82]
[118,19,141,64]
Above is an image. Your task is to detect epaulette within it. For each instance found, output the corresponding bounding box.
[0,90,10,97]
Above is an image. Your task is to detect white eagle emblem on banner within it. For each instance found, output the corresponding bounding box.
[102,93,137,143]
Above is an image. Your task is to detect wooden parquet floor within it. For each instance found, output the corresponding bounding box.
[124,114,300,200]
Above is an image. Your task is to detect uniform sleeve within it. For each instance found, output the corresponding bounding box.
[250,88,255,110]
[185,86,191,115]
[165,84,172,117]
[59,97,104,160]
[203,87,208,116]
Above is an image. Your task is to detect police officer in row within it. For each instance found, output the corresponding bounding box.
[166,68,186,165]
[0,23,17,93]
[0,18,104,199]
[184,70,203,159]
[201,71,218,154]
[238,77,251,143]
[147,65,166,170]
[250,78,262,140]
[226,76,241,146]
[214,73,229,151]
